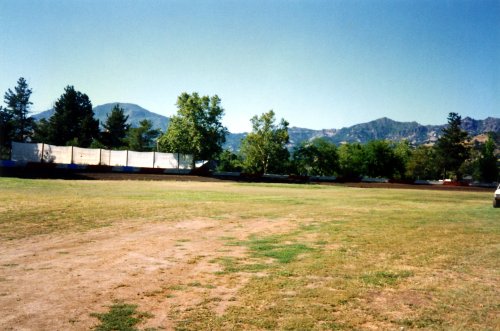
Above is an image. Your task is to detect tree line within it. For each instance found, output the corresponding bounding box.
[1,77,498,182]
[217,111,498,182]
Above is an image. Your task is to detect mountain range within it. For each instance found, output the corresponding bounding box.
[33,103,499,150]
[225,117,500,151]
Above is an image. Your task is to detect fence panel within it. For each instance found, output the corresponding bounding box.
[100,149,111,166]
[109,150,128,166]
[9,142,193,170]
[73,147,101,165]
[154,152,178,169]
[43,144,72,164]
[11,142,43,162]
[128,151,154,168]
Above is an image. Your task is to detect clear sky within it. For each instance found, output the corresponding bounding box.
[1,0,498,132]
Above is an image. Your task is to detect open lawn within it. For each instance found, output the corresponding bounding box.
[0,178,498,330]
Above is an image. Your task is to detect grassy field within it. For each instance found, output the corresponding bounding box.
[0,178,498,330]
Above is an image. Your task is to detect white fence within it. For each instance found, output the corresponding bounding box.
[11,142,193,169]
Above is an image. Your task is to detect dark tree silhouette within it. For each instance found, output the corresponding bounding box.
[102,104,130,149]
[436,112,469,179]
[44,86,99,147]
[3,77,34,143]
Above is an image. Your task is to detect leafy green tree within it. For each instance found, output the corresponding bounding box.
[393,140,413,179]
[3,77,34,142]
[127,119,161,151]
[158,92,228,164]
[363,140,399,178]
[43,86,99,147]
[406,145,440,180]
[435,112,470,179]
[460,148,480,181]
[102,104,130,149]
[293,138,338,176]
[216,149,243,172]
[240,110,289,175]
[338,143,364,179]
[476,133,498,182]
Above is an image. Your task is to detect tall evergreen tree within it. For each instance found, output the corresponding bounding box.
[0,106,12,159]
[436,112,470,179]
[45,86,99,147]
[102,104,130,149]
[32,118,50,144]
[3,77,34,142]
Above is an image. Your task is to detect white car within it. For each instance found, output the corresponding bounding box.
[494,184,500,208]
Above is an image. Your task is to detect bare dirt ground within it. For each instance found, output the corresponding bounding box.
[0,216,293,330]
[1,165,493,192]
[0,175,494,330]
[71,172,493,192]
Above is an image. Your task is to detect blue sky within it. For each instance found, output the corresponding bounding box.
[1,0,498,132]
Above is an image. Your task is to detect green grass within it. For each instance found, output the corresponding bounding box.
[91,302,152,331]
[240,235,314,264]
[1,177,498,330]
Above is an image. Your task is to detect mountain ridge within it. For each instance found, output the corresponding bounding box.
[32,103,499,150]
[225,116,500,151]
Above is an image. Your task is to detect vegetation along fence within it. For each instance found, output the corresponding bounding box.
[10,142,193,170]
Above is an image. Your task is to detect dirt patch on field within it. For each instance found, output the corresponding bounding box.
[3,167,494,192]
[0,217,293,330]
[81,173,495,192]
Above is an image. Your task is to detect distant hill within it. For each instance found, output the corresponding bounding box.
[224,132,247,152]
[33,103,170,132]
[225,117,500,151]
[325,117,443,145]
[289,116,499,146]
[460,117,500,135]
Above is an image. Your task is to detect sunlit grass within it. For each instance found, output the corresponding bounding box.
[0,177,498,329]
[90,302,153,331]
